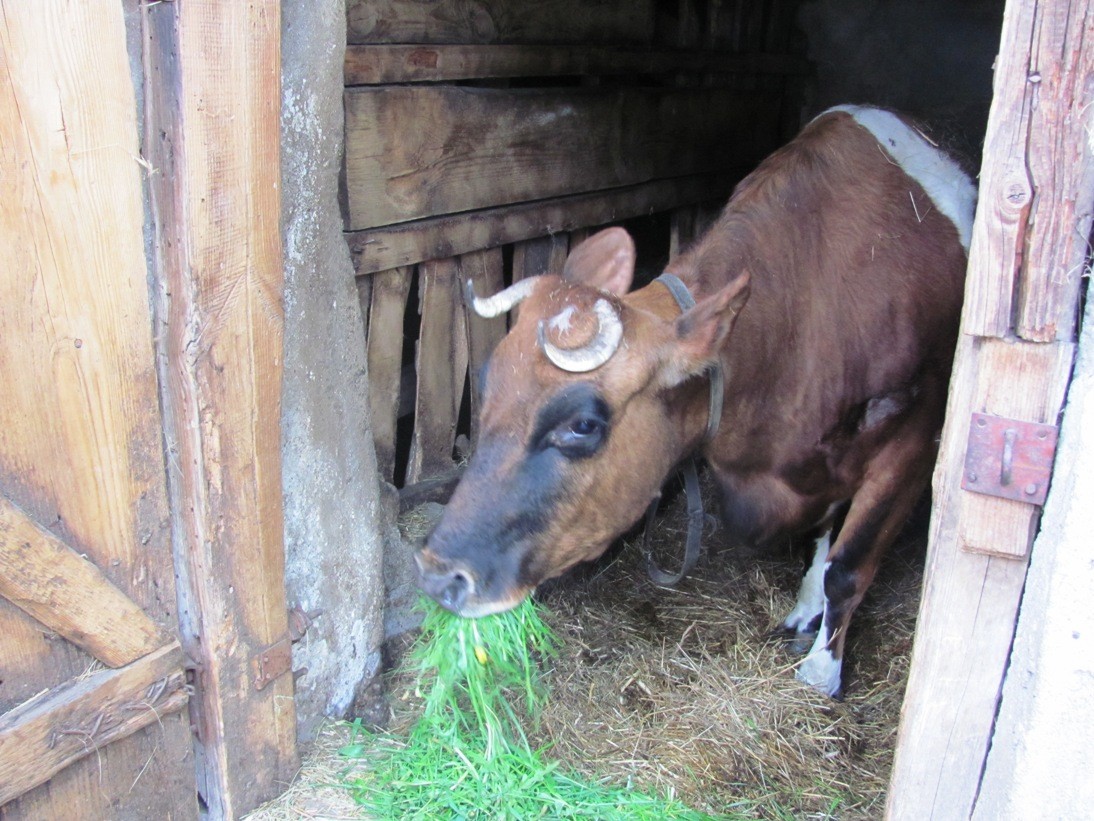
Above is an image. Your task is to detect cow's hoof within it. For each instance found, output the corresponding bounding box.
[796,648,843,698]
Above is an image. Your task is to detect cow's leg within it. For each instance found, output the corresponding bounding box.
[778,502,847,653]
[796,428,935,697]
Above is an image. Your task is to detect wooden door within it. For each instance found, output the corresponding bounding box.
[0,3,197,817]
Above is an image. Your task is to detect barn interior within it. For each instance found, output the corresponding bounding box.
[10,0,1092,819]
[276,0,1007,815]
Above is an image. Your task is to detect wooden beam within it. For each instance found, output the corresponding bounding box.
[143,1,297,816]
[0,497,168,668]
[347,0,655,46]
[348,174,736,275]
[0,642,188,806]
[344,86,777,229]
[344,44,810,85]
[963,0,1094,342]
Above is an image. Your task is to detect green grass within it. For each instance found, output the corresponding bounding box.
[341,597,728,819]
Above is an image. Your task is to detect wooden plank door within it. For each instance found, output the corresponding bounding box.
[886,0,1094,816]
[0,3,196,816]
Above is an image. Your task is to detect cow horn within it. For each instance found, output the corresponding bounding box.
[464,277,538,318]
[538,298,623,373]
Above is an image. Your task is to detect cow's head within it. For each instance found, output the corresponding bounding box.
[416,227,750,616]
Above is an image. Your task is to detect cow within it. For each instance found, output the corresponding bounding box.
[416,104,976,696]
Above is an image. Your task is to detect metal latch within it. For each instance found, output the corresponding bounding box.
[251,606,321,691]
[962,412,1058,505]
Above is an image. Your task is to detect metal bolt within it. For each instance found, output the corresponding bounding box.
[1025,483,1038,496]
[968,472,978,483]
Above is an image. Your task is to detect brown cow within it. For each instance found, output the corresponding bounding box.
[416,105,976,696]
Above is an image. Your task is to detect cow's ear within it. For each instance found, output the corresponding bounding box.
[562,227,635,295]
[659,272,751,386]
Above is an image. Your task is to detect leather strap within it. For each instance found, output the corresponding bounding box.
[642,274,723,587]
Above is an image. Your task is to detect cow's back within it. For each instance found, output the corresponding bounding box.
[673,106,975,541]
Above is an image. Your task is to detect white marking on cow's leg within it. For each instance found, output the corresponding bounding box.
[796,605,843,697]
[817,104,978,251]
[781,531,830,635]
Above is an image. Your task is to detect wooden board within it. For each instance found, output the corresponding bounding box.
[0,643,188,806]
[0,2,195,816]
[0,497,168,667]
[366,267,414,483]
[344,44,810,85]
[957,340,1074,559]
[512,234,569,281]
[344,86,777,229]
[887,0,1093,814]
[459,248,507,448]
[405,259,469,485]
[144,1,297,816]
[348,173,736,275]
[963,0,1094,342]
[347,0,655,45]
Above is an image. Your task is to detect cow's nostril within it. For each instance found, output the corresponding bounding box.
[439,571,470,612]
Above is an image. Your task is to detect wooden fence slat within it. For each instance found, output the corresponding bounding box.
[957,340,1075,559]
[347,0,655,45]
[349,173,736,275]
[344,86,776,229]
[144,1,297,815]
[0,642,188,806]
[406,259,468,485]
[0,497,168,668]
[459,248,507,448]
[344,44,810,85]
[512,234,569,282]
[365,267,414,483]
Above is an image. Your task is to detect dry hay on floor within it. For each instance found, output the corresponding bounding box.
[249,478,924,819]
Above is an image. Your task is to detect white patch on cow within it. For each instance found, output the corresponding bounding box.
[820,104,977,251]
[782,534,830,633]
[548,305,577,334]
[797,608,843,697]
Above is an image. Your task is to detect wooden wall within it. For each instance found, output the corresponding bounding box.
[344,0,808,500]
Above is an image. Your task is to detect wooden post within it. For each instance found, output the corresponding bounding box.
[887,1,1094,817]
[143,1,298,815]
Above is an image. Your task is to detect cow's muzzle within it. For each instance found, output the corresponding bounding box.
[415,549,476,613]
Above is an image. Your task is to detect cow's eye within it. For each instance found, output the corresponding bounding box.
[550,414,607,458]
[569,417,601,437]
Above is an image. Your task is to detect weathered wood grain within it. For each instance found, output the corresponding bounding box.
[459,248,507,448]
[144,1,297,816]
[0,2,195,816]
[366,267,414,483]
[0,642,188,807]
[406,259,469,485]
[344,44,810,85]
[344,86,776,229]
[0,497,168,668]
[347,0,655,45]
[964,0,1094,341]
[348,174,737,275]
[888,2,1092,815]
[1015,2,1094,341]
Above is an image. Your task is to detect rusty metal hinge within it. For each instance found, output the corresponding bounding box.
[251,606,321,691]
[962,412,1058,505]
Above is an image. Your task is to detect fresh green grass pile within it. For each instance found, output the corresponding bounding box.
[341,597,722,819]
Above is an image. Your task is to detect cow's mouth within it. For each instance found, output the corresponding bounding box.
[415,547,533,618]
